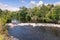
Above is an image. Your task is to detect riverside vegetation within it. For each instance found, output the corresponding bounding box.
[0,4,60,40]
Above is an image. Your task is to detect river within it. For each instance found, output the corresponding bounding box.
[7,23,60,40]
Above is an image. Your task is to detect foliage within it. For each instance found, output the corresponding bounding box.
[0,4,60,35]
[0,4,60,23]
[16,4,60,23]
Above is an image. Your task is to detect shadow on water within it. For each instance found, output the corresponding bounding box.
[8,25,60,40]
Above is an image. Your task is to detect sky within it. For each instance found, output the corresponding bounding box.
[0,0,60,11]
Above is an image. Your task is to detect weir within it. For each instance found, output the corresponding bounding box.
[6,23,60,28]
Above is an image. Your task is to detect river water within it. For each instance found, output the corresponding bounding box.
[8,25,60,40]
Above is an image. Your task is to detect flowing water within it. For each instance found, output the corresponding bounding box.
[8,25,60,40]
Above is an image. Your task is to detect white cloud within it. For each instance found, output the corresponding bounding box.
[29,1,44,7]
[37,1,43,6]
[30,1,36,5]
[29,1,36,7]
[0,3,19,11]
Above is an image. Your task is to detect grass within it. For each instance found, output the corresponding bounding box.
[0,35,4,40]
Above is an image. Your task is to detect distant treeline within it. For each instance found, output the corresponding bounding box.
[0,4,60,24]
